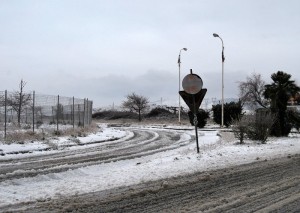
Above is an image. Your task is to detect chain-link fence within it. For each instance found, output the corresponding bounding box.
[0,90,93,139]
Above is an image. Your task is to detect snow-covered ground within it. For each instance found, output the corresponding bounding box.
[0,124,128,157]
[0,123,299,207]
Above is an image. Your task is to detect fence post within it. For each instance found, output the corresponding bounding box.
[90,101,93,125]
[86,98,90,125]
[25,108,27,124]
[32,91,35,133]
[83,98,86,128]
[57,95,59,132]
[91,101,93,124]
[73,96,75,129]
[4,90,7,139]
[78,104,80,127]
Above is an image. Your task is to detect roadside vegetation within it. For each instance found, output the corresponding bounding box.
[2,71,300,145]
[3,122,99,144]
[93,70,300,145]
[234,71,300,143]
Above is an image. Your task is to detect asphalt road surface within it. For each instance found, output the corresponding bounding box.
[2,154,300,213]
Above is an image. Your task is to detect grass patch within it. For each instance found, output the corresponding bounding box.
[3,122,99,145]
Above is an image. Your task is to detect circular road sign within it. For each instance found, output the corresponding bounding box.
[182,74,203,94]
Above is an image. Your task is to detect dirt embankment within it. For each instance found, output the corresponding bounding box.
[7,154,300,213]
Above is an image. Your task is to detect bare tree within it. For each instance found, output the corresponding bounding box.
[238,73,268,109]
[8,79,32,126]
[122,93,149,121]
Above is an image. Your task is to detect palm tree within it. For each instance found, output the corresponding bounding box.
[264,71,300,136]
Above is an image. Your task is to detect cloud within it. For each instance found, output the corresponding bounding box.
[1,0,300,109]
[26,69,244,108]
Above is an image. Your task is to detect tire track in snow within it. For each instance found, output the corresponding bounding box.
[0,127,192,182]
[21,154,300,213]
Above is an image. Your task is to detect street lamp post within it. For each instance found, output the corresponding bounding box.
[213,33,225,127]
[178,48,187,124]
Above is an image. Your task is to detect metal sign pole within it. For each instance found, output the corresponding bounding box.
[180,69,206,154]
[193,95,200,153]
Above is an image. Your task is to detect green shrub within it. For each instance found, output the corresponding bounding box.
[188,109,210,128]
[232,110,276,144]
[212,101,243,127]
[247,109,276,143]
[270,117,292,137]
[92,110,138,120]
[147,107,172,117]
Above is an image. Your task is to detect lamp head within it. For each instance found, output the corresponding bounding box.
[213,33,219,37]
[183,48,187,51]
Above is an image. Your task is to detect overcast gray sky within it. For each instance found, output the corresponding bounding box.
[1,0,300,108]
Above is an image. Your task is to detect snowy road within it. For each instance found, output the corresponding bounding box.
[0,125,191,182]
[0,124,300,212]
[23,154,300,213]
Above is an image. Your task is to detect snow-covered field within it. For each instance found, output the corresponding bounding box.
[0,123,299,208]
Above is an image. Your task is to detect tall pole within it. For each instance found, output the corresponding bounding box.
[221,44,224,128]
[177,47,187,124]
[57,95,59,132]
[72,96,75,129]
[4,90,7,139]
[213,33,225,127]
[32,91,35,133]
